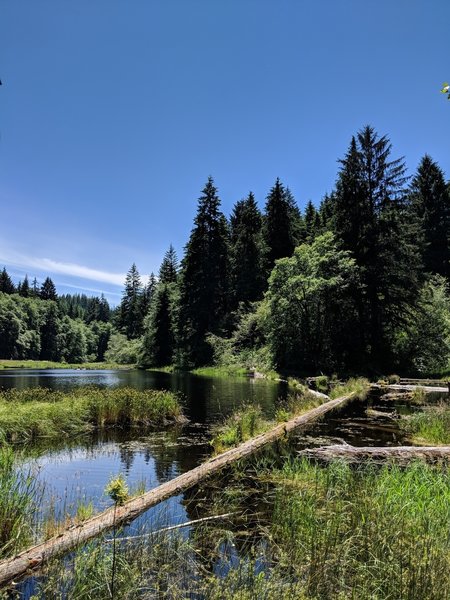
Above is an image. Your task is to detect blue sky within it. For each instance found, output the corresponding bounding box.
[1,0,449,304]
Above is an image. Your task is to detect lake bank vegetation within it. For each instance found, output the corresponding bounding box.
[2,127,450,380]
[21,457,450,600]
[211,377,370,453]
[0,387,183,443]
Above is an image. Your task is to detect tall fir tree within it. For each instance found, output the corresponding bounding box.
[178,177,230,366]
[262,178,296,270]
[40,277,57,301]
[159,244,179,284]
[142,284,175,367]
[304,200,321,241]
[40,302,60,360]
[0,267,15,294]
[19,274,30,298]
[141,272,157,319]
[118,263,144,339]
[333,125,421,368]
[285,187,306,245]
[230,192,264,306]
[409,155,450,278]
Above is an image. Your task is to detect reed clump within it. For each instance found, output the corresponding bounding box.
[266,459,450,599]
[402,402,450,444]
[0,387,183,443]
[0,444,37,558]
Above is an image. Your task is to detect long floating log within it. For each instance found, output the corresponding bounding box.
[0,392,357,587]
[299,444,450,464]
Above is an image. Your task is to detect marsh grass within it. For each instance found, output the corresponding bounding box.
[211,385,331,454]
[329,376,370,400]
[26,458,450,599]
[0,387,183,443]
[266,459,450,599]
[402,402,450,444]
[0,444,38,558]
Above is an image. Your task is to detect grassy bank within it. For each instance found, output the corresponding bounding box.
[402,403,450,444]
[0,360,133,370]
[0,387,183,443]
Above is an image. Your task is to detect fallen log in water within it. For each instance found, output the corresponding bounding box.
[299,444,450,464]
[0,392,358,587]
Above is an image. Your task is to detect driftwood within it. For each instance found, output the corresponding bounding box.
[0,392,357,588]
[299,444,450,464]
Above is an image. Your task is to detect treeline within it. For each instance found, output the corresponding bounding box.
[2,125,450,375]
[0,275,113,363]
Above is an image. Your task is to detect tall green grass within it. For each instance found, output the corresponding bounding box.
[402,403,450,444]
[0,387,183,443]
[0,444,37,558]
[267,459,450,599]
[0,360,132,370]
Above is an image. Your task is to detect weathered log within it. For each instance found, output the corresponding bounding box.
[0,392,358,587]
[299,444,450,464]
[372,383,449,394]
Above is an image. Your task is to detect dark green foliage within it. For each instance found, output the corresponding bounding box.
[229,192,264,306]
[141,284,175,367]
[332,126,422,369]
[159,244,179,284]
[262,178,296,270]
[304,200,321,241]
[40,302,60,360]
[178,177,230,366]
[0,267,15,294]
[118,263,144,339]
[410,155,450,278]
[19,275,30,298]
[141,272,157,319]
[285,187,306,245]
[40,277,57,301]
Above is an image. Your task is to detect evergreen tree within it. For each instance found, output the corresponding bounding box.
[333,125,421,368]
[141,273,157,319]
[0,267,15,294]
[40,302,60,360]
[410,155,450,277]
[159,244,179,284]
[40,277,57,301]
[262,178,296,270]
[285,187,306,245]
[178,177,230,366]
[98,294,111,322]
[19,275,30,298]
[118,263,144,339]
[230,192,264,306]
[142,284,174,367]
[31,278,39,298]
[304,200,321,241]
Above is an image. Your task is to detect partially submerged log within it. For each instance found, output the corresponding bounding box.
[299,444,450,464]
[0,392,358,587]
[372,383,449,394]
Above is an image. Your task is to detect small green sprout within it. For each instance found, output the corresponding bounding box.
[105,474,129,506]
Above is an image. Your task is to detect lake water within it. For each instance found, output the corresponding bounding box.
[1,369,439,596]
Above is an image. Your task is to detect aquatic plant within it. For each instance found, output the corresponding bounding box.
[402,403,450,444]
[0,443,37,558]
[0,387,183,443]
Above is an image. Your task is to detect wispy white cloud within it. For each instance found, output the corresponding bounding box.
[0,248,126,287]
